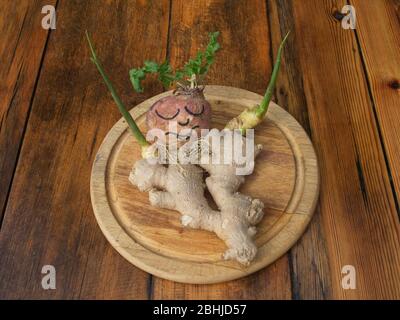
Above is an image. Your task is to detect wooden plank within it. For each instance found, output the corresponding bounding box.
[0,0,56,223]
[268,0,333,300]
[152,256,291,299]
[151,0,292,299]
[0,0,170,299]
[350,0,400,206]
[269,0,400,299]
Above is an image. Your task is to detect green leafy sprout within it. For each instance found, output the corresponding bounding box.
[129,31,220,92]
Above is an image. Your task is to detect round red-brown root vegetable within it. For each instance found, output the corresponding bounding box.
[146,88,211,143]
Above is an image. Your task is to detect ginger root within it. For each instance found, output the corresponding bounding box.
[130,161,220,233]
[130,131,265,265]
[198,131,265,264]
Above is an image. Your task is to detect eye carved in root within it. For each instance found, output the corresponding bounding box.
[155,109,180,120]
[185,104,205,116]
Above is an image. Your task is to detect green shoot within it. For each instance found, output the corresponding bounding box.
[86,31,149,147]
[224,31,290,132]
[183,31,220,80]
[255,31,290,119]
[129,60,177,92]
[129,31,220,92]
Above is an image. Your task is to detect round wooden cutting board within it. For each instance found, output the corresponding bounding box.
[90,85,319,284]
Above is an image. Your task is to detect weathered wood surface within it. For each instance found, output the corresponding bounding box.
[0,0,56,223]
[350,0,400,206]
[269,0,400,299]
[0,0,399,299]
[0,0,170,299]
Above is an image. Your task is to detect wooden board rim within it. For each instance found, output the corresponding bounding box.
[90,85,320,284]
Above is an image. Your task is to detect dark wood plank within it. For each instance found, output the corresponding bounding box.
[350,0,400,207]
[0,0,170,299]
[270,0,400,299]
[151,0,292,300]
[0,0,56,223]
[152,256,291,299]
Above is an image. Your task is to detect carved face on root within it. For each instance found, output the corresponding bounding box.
[146,91,211,144]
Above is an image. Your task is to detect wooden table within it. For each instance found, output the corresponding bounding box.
[0,0,399,300]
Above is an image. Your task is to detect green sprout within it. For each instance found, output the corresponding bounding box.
[86,31,149,148]
[256,31,290,119]
[225,31,290,131]
[129,31,220,92]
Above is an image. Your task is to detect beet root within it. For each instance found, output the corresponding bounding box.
[146,88,211,144]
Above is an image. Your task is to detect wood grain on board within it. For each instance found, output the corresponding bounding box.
[269,0,400,299]
[350,0,400,205]
[0,0,56,222]
[151,0,293,299]
[0,0,170,299]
